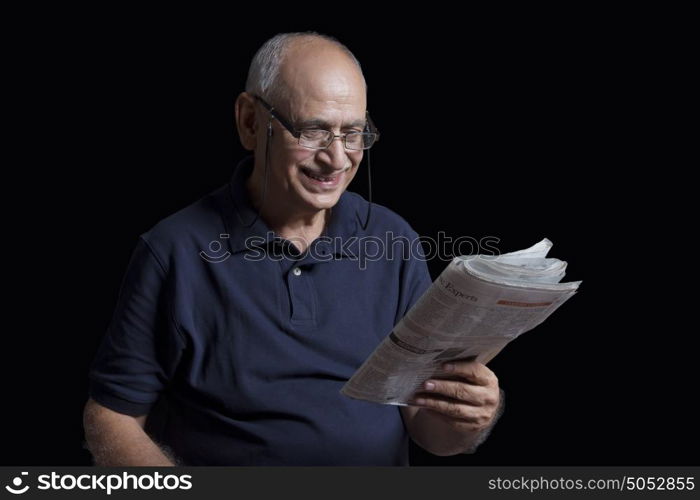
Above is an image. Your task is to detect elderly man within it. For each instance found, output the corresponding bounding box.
[84,32,502,466]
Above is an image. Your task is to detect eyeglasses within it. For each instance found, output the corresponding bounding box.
[252,94,380,150]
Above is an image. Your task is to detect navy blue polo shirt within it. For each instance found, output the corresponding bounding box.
[88,155,432,465]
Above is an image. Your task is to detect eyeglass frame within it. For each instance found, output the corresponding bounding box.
[251,94,380,150]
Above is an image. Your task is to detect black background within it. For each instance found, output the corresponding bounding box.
[3,12,695,467]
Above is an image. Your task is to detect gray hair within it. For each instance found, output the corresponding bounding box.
[245,31,366,107]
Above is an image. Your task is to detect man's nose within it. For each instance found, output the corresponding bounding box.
[320,135,349,170]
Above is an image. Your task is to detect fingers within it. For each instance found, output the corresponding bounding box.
[441,361,498,387]
[406,361,500,428]
[421,378,491,406]
[407,394,494,426]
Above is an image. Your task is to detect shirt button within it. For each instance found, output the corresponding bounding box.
[292,267,302,276]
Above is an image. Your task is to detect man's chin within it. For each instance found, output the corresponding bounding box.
[292,183,343,209]
[303,192,341,211]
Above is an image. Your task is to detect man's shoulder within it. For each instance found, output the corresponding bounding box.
[138,184,229,263]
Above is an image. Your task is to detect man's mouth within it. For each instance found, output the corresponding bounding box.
[300,167,344,185]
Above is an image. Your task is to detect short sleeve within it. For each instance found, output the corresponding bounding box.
[88,236,185,416]
[394,230,433,323]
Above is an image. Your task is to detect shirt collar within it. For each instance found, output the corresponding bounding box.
[218,155,366,257]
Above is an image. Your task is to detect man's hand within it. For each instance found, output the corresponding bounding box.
[403,359,501,455]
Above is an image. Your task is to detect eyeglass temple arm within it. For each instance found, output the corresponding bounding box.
[253,94,305,138]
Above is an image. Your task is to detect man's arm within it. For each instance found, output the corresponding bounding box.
[83,398,177,466]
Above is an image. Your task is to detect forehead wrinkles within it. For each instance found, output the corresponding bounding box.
[283,81,365,120]
[288,99,365,129]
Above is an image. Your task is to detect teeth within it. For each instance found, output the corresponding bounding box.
[305,171,334,182]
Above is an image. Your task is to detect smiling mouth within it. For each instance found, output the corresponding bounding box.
[300,167,343,182]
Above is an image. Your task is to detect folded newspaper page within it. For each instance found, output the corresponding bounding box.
[340,238,581,405]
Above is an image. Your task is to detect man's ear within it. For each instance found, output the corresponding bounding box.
[235,92,257,151]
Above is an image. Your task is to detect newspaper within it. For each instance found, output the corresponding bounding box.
[340,238,581,405]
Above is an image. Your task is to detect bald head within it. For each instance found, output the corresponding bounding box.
[276,37,367,122]
[245,32,367,110]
